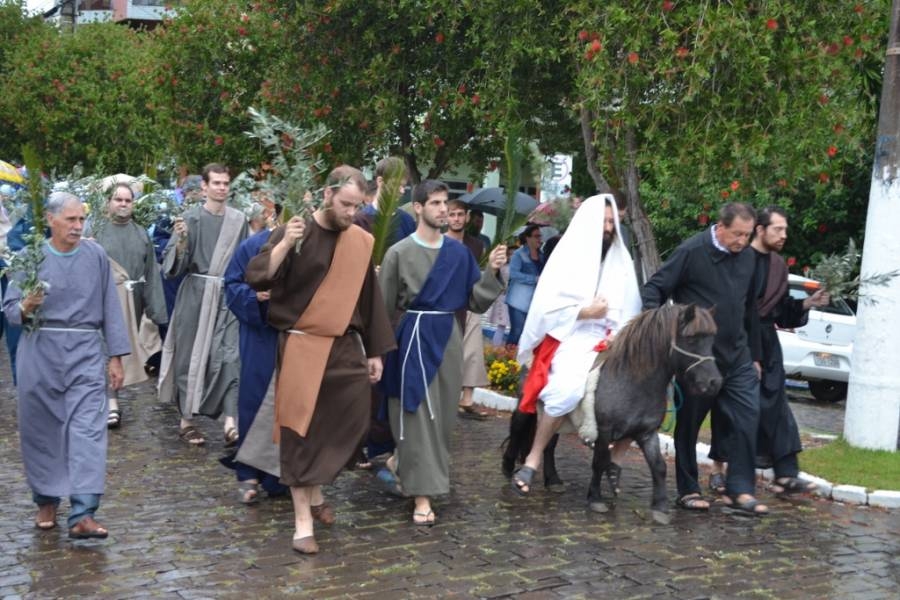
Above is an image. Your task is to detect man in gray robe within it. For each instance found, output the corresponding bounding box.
[3,192,129,538]
[95,183,168,428]
[158,163,247,446]
[379,180,506,526]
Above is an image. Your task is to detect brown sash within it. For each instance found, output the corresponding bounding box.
[275,225,373,439]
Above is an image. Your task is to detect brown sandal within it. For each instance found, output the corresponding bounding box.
[68,516,109,539]
[458,404,489,420]
[310,502,336,525]
[178,425,206,446]
[292,535,319,555]
[34,504,58,530]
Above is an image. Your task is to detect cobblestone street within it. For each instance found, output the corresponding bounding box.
[1,355,897,599]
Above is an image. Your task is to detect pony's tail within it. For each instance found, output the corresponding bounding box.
[501,410,537,477]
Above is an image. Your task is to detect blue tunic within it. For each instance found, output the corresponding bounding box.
[223,230,283,490]
[3,240,130,497]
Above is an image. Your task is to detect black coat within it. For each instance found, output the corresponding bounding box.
[641,228,761,372]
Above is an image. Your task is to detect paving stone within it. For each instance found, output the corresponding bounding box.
[0,350,898,599]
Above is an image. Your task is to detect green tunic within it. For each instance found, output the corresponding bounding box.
[379,236,503,496]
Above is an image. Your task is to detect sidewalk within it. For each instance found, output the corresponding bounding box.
[1,361,898,599]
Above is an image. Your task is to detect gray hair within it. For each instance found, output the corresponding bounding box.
[46,191,82,215]
[244,202,266,221]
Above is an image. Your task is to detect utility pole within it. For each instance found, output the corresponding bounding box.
[844,0,900,451]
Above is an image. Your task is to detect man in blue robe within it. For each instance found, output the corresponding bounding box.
[3,192,130,538]
[224,225,287,503]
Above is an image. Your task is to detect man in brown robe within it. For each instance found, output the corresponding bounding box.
[246,165,395,555]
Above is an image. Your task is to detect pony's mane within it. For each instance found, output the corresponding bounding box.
[602,304,715,378]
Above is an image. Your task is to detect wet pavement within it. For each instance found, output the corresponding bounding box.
[1,353,897,600]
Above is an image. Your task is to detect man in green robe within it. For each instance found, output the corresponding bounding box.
[379,180,506,526]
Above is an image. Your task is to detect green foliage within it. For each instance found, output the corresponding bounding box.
[267,0,576,181]
[2,21,167,173]
[0,1,46,161]
[371,157,407,266]
[566,0,888,266]
[150,0,290,171]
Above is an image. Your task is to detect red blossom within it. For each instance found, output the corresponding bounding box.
[720,190,730,199]
[843,36,854,46]
[766,19,778,31]
[214,136,224,146]
[323,142,333,153]
[786,257,797,267]
[676,46,689,58]
[818,94,829,105]
[471,94,480,105]
[627,52,639,64]
[827,145,838,158]
[853,4,864,14]
[730,180,740,191]
[833,123,845,134]
[698,213,710,226]
[433,136,445,147]
[435,32,445,44]
[591,40,602,52]
[662,0,675,11]
[818,223,828,233]
[237,26,248,36]
[578,29,589,42]
[818,172,830,183]
[777,178,788,188]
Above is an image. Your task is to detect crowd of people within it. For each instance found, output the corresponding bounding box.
[0,162,827,553]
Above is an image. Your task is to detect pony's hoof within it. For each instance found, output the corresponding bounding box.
[589,501,609,514]
[651,510,671,525]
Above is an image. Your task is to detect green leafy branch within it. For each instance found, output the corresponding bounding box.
[371,158,406,266]
[809,239,900,304]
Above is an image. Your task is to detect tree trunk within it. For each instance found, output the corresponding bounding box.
[579,107,610,193]
[624,127,661,279]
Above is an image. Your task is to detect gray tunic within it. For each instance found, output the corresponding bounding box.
[159,205,247,418]
[379,237,503,496]
[95,220,167,324]
[2,240,130,497]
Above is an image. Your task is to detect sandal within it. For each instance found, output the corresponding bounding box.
[68,516,109,539]
[413,510,436,526]
[34,504,58,530]
[178,425,206,446]
[675,493,710,511]
[107,408,122,429]
[311,502,336,525]
[708,472,727,496]
[224,426,239,448]
[769,477,817,496]
[511,466,536,496]
[723,495,769,517]
[458,404,489,421]
[238,481,259,505]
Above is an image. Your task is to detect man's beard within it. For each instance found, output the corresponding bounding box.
[324,207,351,231]
[422,213,445,230]
[602,231,614,259]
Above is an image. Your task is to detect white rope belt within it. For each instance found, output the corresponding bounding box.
[123,276,146,291]
[287,329,306,335]
[40,327,101,334]
[190,274,223,281]
[398,310,453,441]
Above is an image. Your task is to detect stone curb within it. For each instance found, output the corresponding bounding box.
[474,388,899,510]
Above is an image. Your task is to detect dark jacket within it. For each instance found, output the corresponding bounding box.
[641,227,761,371]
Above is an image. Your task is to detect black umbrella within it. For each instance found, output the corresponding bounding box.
[458,187,538,216]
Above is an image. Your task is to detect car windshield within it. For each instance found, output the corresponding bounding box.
[788,284,854,316]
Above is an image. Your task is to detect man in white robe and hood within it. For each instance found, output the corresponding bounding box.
[511,194,642,494]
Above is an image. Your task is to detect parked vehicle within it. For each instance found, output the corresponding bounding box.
[777,274,855,402]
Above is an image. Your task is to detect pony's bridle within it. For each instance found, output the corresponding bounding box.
[670,342,716,373]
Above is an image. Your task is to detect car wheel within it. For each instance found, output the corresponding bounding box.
[808,380,848,403]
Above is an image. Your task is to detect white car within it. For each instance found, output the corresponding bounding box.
[777,274,855,402]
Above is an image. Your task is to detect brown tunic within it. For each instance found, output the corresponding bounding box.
[246,220,395,486]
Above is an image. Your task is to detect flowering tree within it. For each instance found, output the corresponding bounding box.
[566,0,888,270]
[265,0,577,181]
[2,21,166,172]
